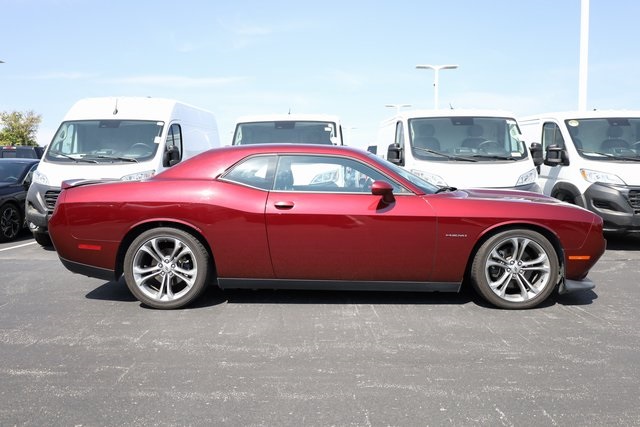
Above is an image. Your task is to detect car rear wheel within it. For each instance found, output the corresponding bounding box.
[0,204,21,242]
[470,229,559,309]
[123,227,211,309]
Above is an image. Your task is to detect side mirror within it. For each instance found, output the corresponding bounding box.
[544,144,569,167]
[371,180,395,204]
[386,143,404,166]
[163,145,181,167]
[529,142,544,166]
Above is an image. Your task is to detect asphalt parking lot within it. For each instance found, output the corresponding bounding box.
[1,230,639,426]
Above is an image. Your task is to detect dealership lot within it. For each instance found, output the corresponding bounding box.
[1,232,639,426]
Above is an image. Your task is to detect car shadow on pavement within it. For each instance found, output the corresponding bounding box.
[85,279,596,310]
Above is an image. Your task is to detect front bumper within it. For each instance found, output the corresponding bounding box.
[26,181,61,231]
[580,183,640,233]
[558,277,595,295]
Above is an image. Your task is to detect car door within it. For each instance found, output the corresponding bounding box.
[265,154,437,282]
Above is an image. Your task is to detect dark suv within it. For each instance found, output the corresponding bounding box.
[0,145,44,159]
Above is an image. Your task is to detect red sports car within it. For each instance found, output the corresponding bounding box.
[49,144,605,309]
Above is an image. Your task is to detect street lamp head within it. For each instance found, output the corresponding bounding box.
[416,64,459,71]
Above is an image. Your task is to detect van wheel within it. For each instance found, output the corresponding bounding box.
[33,231,53,247]
[123,227,211,309]
[0,204,21,242]
[470,229,559,309]
[554,191,576,204]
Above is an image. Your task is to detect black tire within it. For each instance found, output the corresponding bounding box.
[0,203,22,242]
[33,231,53,247]
[123,227,211,309]
[470,229,559,309]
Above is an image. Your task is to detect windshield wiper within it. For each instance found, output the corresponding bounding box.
[84,155,139,163]
[49,150,98,163]
[413,146,478,162]
[471,154,518,160]
[435,186,458,193]
[579,150,640,162]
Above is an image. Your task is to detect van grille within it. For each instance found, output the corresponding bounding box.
[44,190,61,212]
[629,190,640,210]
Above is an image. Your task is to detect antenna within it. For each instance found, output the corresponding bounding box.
[113,99,119,115]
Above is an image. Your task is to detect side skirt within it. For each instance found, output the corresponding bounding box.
[217,278,461,293]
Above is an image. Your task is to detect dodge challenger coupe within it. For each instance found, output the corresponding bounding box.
[48,144,605,309]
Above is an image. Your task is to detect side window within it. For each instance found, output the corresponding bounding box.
[395,121,405,146]
[274,155,407,193]
[167,124,183,160]
[542,122,565,150]
[221,155,276,190]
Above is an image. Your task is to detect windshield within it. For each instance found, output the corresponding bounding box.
[565,117,640,160]
[408,116,527,161]
[233,120,338,145]
[45,120,164,163]
[366,152,439,194]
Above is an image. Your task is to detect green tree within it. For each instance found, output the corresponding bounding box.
[0,110,42,146]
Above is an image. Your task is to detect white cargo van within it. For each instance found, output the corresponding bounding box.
[519,111,640,233]
[232,114,345,146]
[26,96,220,245]
[373,110,542,191]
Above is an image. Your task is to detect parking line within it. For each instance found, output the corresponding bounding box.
[0,241,38,252]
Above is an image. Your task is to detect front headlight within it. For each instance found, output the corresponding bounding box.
[33,170,49,185]
[121,170,156,181]
[516,168,537,186]
[580,169,625,185]
[410,169,448,187]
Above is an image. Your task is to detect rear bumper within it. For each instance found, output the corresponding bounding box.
[59,255,117,282]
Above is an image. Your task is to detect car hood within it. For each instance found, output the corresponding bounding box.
[452,188,564,205]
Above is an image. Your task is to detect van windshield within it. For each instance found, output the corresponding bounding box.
[45,120,164,163]
[233,121,338,145]
[565,118,640,161]
[408,116,527,162]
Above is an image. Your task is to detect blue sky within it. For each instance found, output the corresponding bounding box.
[1,0,639,149]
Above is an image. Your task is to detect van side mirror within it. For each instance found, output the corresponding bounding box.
[163,145,181,167]
[386,143,404,166]
[544,144,569,167]
[371,180,395,204]
[529,142,544,166]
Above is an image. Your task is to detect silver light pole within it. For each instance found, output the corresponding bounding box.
[415,64,458,109]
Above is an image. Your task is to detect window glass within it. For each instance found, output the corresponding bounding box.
[221,155,276,190]
[167,124,183,160]
[233,121,337,145]
[274,155,409,193]
[564,118,640,159]
[542,122,565,150]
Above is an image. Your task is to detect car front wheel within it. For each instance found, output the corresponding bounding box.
[470,229,559,309]
[123,227,211,309]
[0,203,21,242]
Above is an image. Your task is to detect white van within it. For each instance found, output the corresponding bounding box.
[373,110,541,191]
[232,114,345,146]
[519,111,640,233]
[26,96,220,245]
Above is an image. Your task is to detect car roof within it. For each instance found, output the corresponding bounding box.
[156,144,383,181]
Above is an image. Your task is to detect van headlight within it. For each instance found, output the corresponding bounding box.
[410,169,448,187]
[516,168,537,186]
[121,170,156,181]
[33,170,49,185]
[580,169,625,185]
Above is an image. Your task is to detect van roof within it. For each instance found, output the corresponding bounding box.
[62,97,214,121]
[234,113,342,124]
[519,110,640,122]
[380,109,517,125]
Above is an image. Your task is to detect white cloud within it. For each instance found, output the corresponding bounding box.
[21,72,96,80]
